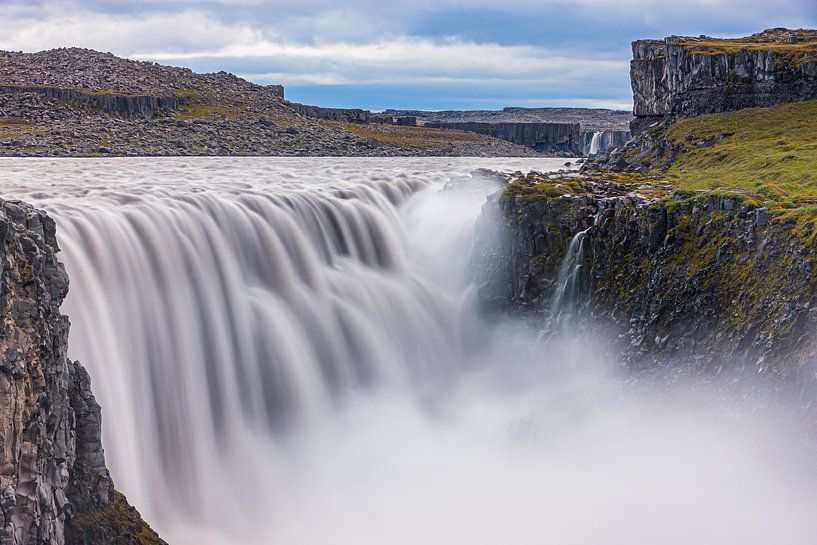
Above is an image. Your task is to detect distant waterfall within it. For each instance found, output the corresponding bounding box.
[581,130,631,156]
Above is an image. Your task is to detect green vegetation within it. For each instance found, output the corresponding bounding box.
[502,174,582,201]
[174,101,235,120]
[339,122,483,150]
[676,30,817,67]
[66,491,164,545]
[661,99,817,202]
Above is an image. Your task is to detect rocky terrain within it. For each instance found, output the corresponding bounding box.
[472,28,817,393]
[0,198,162,545]
[383,107,632,131]
[0,48,541,158]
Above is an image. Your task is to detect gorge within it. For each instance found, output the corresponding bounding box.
[1,24,817,545]
[6,157,817,545]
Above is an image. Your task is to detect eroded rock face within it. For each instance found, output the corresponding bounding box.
[630,29,817,123]
[0,198,162,545]
[473,186,817,378]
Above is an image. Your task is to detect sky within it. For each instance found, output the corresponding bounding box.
[0,1,815,111]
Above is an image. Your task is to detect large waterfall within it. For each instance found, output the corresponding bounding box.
[4,157,817,545]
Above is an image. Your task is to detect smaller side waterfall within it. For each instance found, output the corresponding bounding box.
[548,227,591,329]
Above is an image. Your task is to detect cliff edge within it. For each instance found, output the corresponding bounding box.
[0,199,163,545]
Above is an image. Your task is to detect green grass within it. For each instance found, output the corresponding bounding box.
[661,99,817,201]
[339,122,484,150]
[173,102,235,120]
[675,30,817,67]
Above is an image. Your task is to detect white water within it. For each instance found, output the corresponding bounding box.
[4,157,817,545]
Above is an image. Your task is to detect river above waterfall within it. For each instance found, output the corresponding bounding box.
[3,157,817,545]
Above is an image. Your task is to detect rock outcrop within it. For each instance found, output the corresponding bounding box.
[588,28,817,174]
[424,121,582,154]
[285,102,372,123]
[473,178,817,379]
[0,86,185,118]
[631,28,817,130]
[0,198,162,545]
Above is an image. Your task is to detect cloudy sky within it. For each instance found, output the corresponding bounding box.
[1,1,815,111]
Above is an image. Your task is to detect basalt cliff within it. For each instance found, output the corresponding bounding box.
[474,29,817,396]
[0,199,162,545]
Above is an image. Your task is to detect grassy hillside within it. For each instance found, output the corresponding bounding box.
[661,99,817,203]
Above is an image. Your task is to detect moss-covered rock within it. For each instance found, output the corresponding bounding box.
[65,491,165,545]
[474,177,817,380]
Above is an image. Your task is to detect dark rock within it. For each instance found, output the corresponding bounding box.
[0,198,162,545]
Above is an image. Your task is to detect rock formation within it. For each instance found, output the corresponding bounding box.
[631,28,817,130]
[0,198,162,545]
[424,121,581,154]
[473,177,817,377]
[588,28,817,172]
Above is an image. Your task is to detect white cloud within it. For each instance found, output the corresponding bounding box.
[0,4,626,96]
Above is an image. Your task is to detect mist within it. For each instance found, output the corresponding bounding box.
[6,158,817,545]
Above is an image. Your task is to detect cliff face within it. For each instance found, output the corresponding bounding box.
[424,122,581,154]
[474,181,817,377]
[0,86,185,118]
[285,102,372,123]
[631,29,817,126]
[0,199,161,545]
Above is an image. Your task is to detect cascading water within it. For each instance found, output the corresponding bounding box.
[5,157,817,545]
[548,227,591,329]
[588,132,602,155]
[581,130,632,156]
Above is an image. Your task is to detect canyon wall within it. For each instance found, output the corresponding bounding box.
[0,198,162,545]
[286,102,372,123]
[630,28,817,132]
[424,121,581,154]
[0,86,186,118]
[631,36,817,119]
[473,184,817,377]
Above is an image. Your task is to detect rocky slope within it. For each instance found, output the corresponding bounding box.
[0,198,162,545]
[0,48,540,158]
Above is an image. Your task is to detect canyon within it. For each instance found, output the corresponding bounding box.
[1,26,817,545]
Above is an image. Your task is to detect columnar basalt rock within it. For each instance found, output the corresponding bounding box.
[0,86,185,118]
[0,198,162,545]
[631,29,817,127]
[424,122,582,154]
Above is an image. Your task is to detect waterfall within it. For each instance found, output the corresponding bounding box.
[5,157,817,545]
[581,130,632,156]
[549,227,590,327]
[54,176,471,523]
[588,132,602,155]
